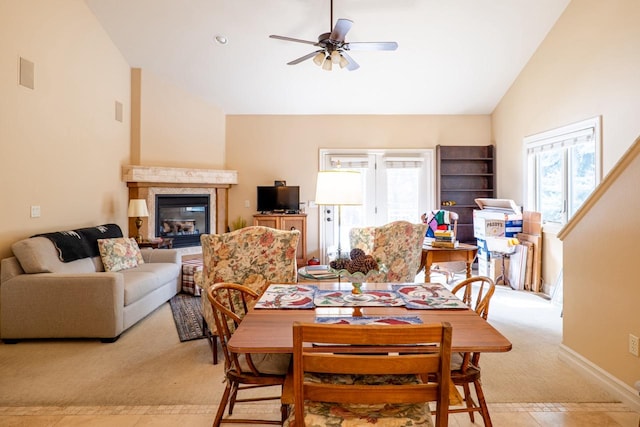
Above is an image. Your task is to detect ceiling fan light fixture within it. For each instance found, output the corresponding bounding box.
[313,52,325,66]
[339,54,349,69]
[322,56,332,71]
[269,0,397,71]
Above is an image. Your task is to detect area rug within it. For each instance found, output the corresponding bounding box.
[169,293,205,342]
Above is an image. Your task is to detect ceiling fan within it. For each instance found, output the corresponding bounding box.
[269,0,398,71]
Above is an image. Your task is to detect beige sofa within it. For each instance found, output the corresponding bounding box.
[0,227,181,342]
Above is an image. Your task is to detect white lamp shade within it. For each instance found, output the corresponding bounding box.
[127,199,149,217]
[315,170,363,205]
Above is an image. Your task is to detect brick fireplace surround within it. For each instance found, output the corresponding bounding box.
[122,165,237,253]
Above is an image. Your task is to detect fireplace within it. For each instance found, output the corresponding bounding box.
[156,194,210,248]
[123,165,238,251]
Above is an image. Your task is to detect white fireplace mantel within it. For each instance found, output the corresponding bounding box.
[122,166,237,251]
[122,165,237,185]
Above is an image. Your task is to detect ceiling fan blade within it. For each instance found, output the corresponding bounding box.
[330,18,353,43]
[287,50,324,65]
[340,51,360,71]
[269,34,320,46]
[344,41,398,51]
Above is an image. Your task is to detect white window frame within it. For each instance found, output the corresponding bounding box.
[523,116,602,230]
[318,148,435,261]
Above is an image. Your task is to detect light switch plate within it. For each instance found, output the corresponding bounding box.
[629,334,639,357]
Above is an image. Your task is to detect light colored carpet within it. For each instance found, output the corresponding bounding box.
[481,285,616,403]
[0,285,617,406]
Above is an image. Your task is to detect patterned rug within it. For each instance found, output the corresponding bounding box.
[169,293,205,342]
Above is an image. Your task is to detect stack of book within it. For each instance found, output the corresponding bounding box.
[431,230,458,248]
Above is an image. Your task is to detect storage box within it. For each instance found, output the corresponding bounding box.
[478,255,507,282]
[473,198,523,239]
[476,237,517,255]
[523,211,542,235]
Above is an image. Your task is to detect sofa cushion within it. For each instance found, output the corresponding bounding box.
[132,262,180,279]
[120,263,179,305]
[121,270,162,305]
[98,238,144,272]
[11,237,96,274]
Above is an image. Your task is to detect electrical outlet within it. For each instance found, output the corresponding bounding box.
[629,334,639,357]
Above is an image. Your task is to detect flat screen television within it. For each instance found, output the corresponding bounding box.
[257,186,300,213]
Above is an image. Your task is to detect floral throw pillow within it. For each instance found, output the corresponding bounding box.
[97,237,144,272]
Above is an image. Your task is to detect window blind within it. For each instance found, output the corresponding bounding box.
[526,127,595,155]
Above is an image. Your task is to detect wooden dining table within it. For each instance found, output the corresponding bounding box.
[228,282,512,355]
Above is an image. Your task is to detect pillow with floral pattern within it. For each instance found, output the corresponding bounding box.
[97,237,144,272]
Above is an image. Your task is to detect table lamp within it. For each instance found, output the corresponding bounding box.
[315,170,363,259]
[127,199,149,243]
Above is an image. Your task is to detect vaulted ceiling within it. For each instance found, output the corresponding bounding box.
[85,0,570,115]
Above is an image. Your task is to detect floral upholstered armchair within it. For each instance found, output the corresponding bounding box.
[349,221,428,283]
[198,226,300,364]
[348,226,376,254]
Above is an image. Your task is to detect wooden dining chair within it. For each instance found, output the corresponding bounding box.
[200,226,300,364]
[448,275,496,426]
[284,321,452,427]
[207,283,290,426]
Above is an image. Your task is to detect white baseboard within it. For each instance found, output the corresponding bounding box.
[559,344,640,412]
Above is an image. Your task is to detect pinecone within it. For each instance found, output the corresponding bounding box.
[362,255,379,272]
[330,258,350,270]
[349,256,364,273]
[350,248,365,260]
[346,260,360,274]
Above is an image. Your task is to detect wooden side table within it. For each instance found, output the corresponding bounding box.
[420,242,478,282]
[138,238,174,249]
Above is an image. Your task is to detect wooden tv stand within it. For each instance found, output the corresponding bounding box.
[253,213,307,266]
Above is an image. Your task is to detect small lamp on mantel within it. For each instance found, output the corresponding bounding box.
[315,169,363,260]
[127,199,149,243]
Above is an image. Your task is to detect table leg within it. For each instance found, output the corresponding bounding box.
[466,261,472,279]
[424,255,432,283]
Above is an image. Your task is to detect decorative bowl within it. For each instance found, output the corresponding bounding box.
[328,267,387,294]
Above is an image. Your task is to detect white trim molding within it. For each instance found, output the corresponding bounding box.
[559,344,640,412]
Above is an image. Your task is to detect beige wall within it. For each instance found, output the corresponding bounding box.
[561,138,640,393]
[0,0,131,259]
[0,1,227,261]
[492,0,640,391]
[493,0,640,199]
[226,115,491,258]
[136,69,226,169]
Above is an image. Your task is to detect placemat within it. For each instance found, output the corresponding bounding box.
[315,316,423,325]
[392,283,469,309]
[254,284,317,309]
[314,290,405,307]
